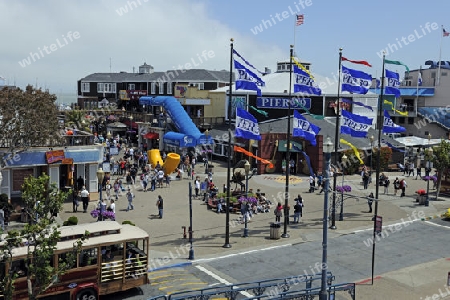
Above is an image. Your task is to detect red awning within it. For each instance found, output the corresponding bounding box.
[143,132,159,139]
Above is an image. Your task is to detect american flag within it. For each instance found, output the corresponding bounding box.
[444,28,450,37]
[296,14,304,26]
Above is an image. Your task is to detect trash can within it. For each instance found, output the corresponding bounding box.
[419,195,427,205]
[270,223,281,240]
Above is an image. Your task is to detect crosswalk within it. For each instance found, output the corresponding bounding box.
[148,267,209,296]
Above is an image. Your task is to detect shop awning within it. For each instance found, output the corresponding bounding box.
[143,132,159,139]
[163,132,196,148]
[278,140,303,152]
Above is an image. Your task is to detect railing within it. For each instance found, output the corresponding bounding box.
[101,256,147,282]
[147,272,338,300]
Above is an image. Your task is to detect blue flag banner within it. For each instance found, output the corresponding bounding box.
[293,66,322,96]
[382,139,405,153]
[293,110,321,146]
[234,60,265,96]
[233,49,266,75]
[383,110,406,133]
[385,69,400,98]
[301,151,315,176]
[341,110,373,138]
[341,98,373,111]
[341,66,372,94]
[235,108,262,140]
[376,78,381,88]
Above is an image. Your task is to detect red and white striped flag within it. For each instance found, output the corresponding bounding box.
[444,28,450,37]
[296,14,304,26]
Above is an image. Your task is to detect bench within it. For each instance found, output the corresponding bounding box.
[387,164,400,172]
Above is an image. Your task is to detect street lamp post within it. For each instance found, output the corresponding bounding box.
[96,168,105,221]
[188,182,194,259]
[129,115,133,146]
[339,154,348,221]
[425,134,433,207]
[205,129,212,168]
[320,137,333,300]
[243,160,250,238]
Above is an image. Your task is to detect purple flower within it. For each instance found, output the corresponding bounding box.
[238,196,258,205]
[422,176,430,181]
[102,211,115,219]
[336,185,352,193]
[90,209,100,218]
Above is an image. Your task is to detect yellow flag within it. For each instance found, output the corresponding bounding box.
[291,57,314,79]
[340,139,364,164]
[383,100,408,116]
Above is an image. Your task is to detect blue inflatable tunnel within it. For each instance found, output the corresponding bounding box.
[140,96,213,146]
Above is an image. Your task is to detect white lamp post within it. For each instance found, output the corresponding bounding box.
[339,154,348,221]
[320,137,333,300]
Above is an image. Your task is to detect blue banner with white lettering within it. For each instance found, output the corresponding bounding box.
[234,60,265,96]
[341,66,372,94]
[293,66,322,96]
[341,110,373,138]
[235,108,262,140]
[293,110,320,146]
[385,69,400,98]
[383,110,406,133]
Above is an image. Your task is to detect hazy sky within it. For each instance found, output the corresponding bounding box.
[1,0,449,94]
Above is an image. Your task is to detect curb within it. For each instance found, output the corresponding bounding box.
[421,213,447,221]
[148,261,192,272]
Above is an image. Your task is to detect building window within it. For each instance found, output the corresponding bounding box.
[431,72,436,79]
[442,72,448,76]
[151,82,156,94]
[81,82,90,92]
[278,65,283,71]
[167,82,172,94]
[97,83,116,93]
[159,83,164,94]
[190,83,204,90]
[408,117,414,124]
[398,117,405,124]
[128,84,135,90]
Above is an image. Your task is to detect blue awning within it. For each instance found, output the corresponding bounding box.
[163,132,196,148]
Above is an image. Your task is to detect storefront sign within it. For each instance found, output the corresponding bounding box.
[179,98,211,105]
[256,97,311,109]
[45,150,65,164]
[128,90,147,100]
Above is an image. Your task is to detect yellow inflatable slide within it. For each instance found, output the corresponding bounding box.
[147,149,180,175]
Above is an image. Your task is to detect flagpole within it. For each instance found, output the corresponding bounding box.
[223,38,233,249]
[330,48,343,229]
[281,45,294,239]
[293,16,296,55]
[371,51,385,285]
[437,25,444,86]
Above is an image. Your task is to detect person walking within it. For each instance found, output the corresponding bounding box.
[156,195,164,219]
[126,188,135,211]
[383,176,390,194]
[293,201,302,223]
[109,199,116,221]
[367,192,374,213]
[72,190,79,213]
[274,202,283,223]
[80,186,90,213]
[105,180,112,200]
[400,179,407,197]
[393,177,400,196]
[98,198,107,221]
[416,167,422,180]
[194,177,201,198]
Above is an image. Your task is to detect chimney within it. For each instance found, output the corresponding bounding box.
[264,67,271,75]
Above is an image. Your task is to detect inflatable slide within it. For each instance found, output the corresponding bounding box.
[139,96,213,146]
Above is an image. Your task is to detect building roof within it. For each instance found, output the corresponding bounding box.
[79,69,231,83]
[369,87,435,97]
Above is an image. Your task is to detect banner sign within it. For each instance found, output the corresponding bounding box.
[256,97,311,109]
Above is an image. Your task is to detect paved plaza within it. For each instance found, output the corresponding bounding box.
[56,161,450,299]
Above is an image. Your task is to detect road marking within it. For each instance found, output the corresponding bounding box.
[352,218,422,234]
[196,265,253,298]
[424,221,450,229]
[194,244,291,263]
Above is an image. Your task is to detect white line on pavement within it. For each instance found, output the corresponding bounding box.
[194,244,291,263]
[424,221,450,229]
[353,218,422,234]
[195,265,253,298]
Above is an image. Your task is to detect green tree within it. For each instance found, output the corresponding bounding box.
[430,140,450,199]
[64,110,91,132]
[373,147,393,171]
[0,174,87,300]
[0,86,63,157]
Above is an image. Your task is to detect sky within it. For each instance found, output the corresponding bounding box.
[1,0,449,96]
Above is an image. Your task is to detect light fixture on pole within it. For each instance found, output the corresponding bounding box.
[320,136,333,300]
[339,154,348,221]
[96,167,105,221]
[243,160,250,238]
[188,182,194,259]
[107,131,112,140]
